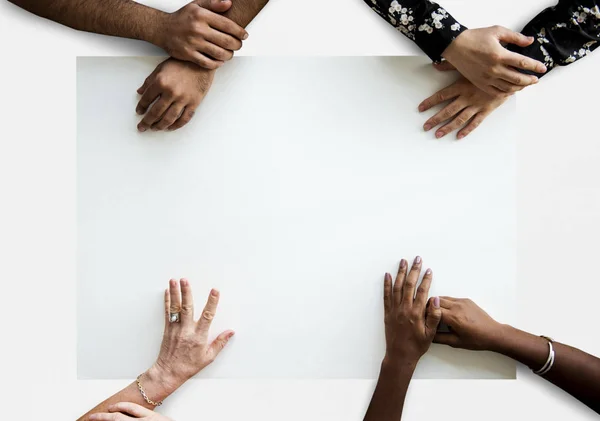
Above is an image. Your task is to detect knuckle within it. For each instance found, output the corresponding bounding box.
[489,53,501,62]
[416,286,427,296]
[520,59,529,68]
[202,310,215,320]
[435,92,445,102]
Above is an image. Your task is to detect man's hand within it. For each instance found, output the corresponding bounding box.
[440,26,547,97]
[418,76,510,139]
[153,0,248,70]
[136,58,215,132]
[89,402,173,420]
[434,297,505,351]
[383,256,441,366]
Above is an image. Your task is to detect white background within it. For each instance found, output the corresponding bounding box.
[0,0,599,420]
[77,56,515,380]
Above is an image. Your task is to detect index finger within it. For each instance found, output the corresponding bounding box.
[197,288,220,333]
[502,51,547,74]
[401,256,422,308]
[108,402,153,417]
[207,13,248,41]
[414,268,433,310]
[418,84,459,112]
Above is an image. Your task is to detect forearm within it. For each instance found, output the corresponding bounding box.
[364,358,416,421]
[364,0,467,62]
[492,325,600,413]
[8,0,165,45]
[220,0,269,28]
[507,0,600,77]
[77,364,184,420]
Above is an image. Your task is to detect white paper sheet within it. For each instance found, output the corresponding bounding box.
[77,56,516,379]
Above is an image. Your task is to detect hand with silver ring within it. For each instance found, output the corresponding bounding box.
[153,278,235,385]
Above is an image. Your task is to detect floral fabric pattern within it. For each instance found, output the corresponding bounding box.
[365,0,467,62]
[508,0,600,77]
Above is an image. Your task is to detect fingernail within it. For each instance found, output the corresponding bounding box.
[89,416,98,421]
[418,105,425,112]
[243,33,249,40]
[228,331,235,338]
[434,296,440,308]
[151,127,159,132]
[426,268,432,275]
[414,256,421,264]
[136,108,143,115]
[138,126,146,132]
[211,288,219,296]
[457,134,464,140]
[400,259,407,269]
[423,124,431,131]
[435,131,444,138]
[385,272,392,282]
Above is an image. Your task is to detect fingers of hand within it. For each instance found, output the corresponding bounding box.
[419,84,458,113]
[393,259,407,307]
[199,41,234,62]
[383,272,393,316]
[497,27,534,48]
[88,413,131,421]
[401,256,422,307]
[136,83,161,116]
[205,30,243,51]
[436,107,476,139]
[167,107,197,131]
[503,52,547,74]
[424,99,466,133]
[207,330,235,360]
[164,288,171,325]
[152,102,185,131]
[432,61,456,72]
[108,402,152,417]
[180,278,194,324]
[197,288,220,333]
[433,332,461,347]
[207,13,249,41]
[425,296,443,336]
[456,111,488,139]
[500,68,538,87]
[191,51,224,70]
[138,96,171,132]
[169,278,182,316]
[414,268,433,309]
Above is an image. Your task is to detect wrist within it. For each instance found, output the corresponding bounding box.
[144,10,171,49]
[143,362,186,401]
[487,323,517,353]
[382,354,419,374]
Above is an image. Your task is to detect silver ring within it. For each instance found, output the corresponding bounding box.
[169,312,180,323]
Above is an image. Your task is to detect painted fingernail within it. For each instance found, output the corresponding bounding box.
[400,259,407,269]
[385,272,392,282]
[414,256,421,264]
[434,296,440,308]
[211,288,219,296]
[423,124,431,131]
[425,268,432,275]
[435,131,444,138]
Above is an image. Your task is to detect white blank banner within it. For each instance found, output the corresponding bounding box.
[77,57,516,379]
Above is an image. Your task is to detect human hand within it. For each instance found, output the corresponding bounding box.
[136,58,215,132]
[440,26,547,96]
[153,0,248,70]
[89,403,172,421]
[150,279,235,386]
[383,256,442,366]
[418,76,509,139]
[434,297,505,351]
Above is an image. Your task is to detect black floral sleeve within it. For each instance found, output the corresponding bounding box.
[508,0,600,77]
[364,0,467,62]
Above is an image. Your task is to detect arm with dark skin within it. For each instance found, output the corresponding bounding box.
[435,298,600,414]
[7,0,249,70]
[135,0,269,132]
[364,256,442,421]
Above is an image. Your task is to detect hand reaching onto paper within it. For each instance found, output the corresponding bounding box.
[440,26,546,97]
[418,76,509,139]
[136,58,215,132]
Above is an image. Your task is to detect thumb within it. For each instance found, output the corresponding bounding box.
[432,61,456,72]
[425,296,442,337]
[207,330,235,360]
[194,0,232,13]
[497,27,534,47]
[433,332,461,347]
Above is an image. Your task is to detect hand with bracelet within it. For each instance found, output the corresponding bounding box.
[434,297,600,414]
[78,279,234,421]
[364,256,442,421]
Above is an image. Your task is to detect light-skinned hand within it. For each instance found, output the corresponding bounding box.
[153,0,248,70]
[440,26,547,97]
[89,402,173,420]
[418,76,510,139]
[136,58,215,132]
[150,279,234,386]
[383,256,442,366]
[434,297,505,351]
